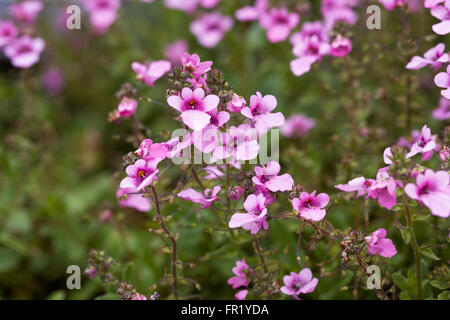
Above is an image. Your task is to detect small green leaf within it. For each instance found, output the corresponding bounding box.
[400,229,411,245]
[420,247,440,261]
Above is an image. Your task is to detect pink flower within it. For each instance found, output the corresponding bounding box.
[241,92,285,134]
[10,0,43,24]
[365,228,397,258]
[281,114,315,138]
[163,40,188,64]
[180,52,212,79]
[335,176,375,198]
[329,35,352,57]
[227,259,249,289]
[367,167,401,210]
[321,0,358,29]
[84,266,97,279]
[190,12,233,48]
[229,194,269,234]
[131,60,171,87]
[135,139,169,162]
[405,169,450,218]
[259,7,299,43]
[252,161,294,192]
[4,36,45,69]
[292,191,330,221]
[211,124,260,163]
[83,0,121,34]
[435,64,450,99]
[203,166,224,180]
[280,268,318,299]
[120,159,159,191]
[178,185,221,209]
[235,289,248,300]
[116,187,152,212]
[229,186,244,201]
[132,293,147,300]
[41,68,65,96]
[431,0,450,35]
[425,0,444,8]
[406,125,437,158]
[117,97,138,118]
[254,185,276,206]
[167,87,219,131]
[406,43,449,71]
[164,0,198,13]
[235,0,267,21]
[379,0,405,10]
[439,146,449,161]
[0,20,18,47]
[227,94,247,113]
[200,0,220,9]
[433,97,450,120]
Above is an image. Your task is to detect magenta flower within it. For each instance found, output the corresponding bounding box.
[292,191,330,221]
[211,124,260,163]
[180,52,212,79]
[116,187,152,212]
[135,139,169,162]
[241,92,285,134]
[329,35,352,57]
[321,0,358,29]
[367,167,401,210]
[84,266,98,279]
[178,186,221,209]
[190,12,233,48]
[379,0,404,10]
[433,97,450,120]
[164,0,198,13]
[280,268,318,299]
[406,125,437,158]
[0,21,18,47]
[252,161,294,192]
[229,194,269,234]
[163,39,188,64]
[406,43,449,71]
[131,60,171,87]
[199,0,220,9]
[434,64,450,99]
[4,36,45,69]
[227,259,249,289]
[83,0,121,34]
[132,293,147,300]
[259,7,299,43]
[167,87,220,131]
[229,186,244,201]
[41,68,65,96]
[227,94,247,113]
[203,165,224,180]
[405,169,450,218]
[335,176,375,198]
[120,159,159,191]
[281,114,315,138]
[235,0,267,21]
[10,0,43,24]
[117,97,138,118]
[254,185,276,206]
[365,228,397,258]
[425,0,444,8]
[235,289,248,300]
[431,0,450,35]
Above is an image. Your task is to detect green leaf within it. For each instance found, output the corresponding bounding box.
[437,291,450,300]
[420,247,440,261]
[400,229,411,245]
[392,273,408,291]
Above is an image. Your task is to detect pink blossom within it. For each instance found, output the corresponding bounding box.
[229,194,269,234]
[379,0,405,10]
[227,94,247,113]
[292,191,330,221]
[41,68,65,96]
[430,0,450,35]
[117,97,138,118]
[406,43,449,71]
[406,125,437,158]
[433,97,450,120]
[84,266,97,279]
[164,0,198,13]
[235,289,248,300]
[135,139,169,162]
[439,146,449,161]
[120,159,159,191]
[10,0,43,24]
[83,0,121,34]
[178,185,221,209]
[280,268,318,299]
[116,187,152,212]
[367,167,401,210]
[190,12,233,48]
[167,87,220,131]
[211,124,260,163]
[203,166,224,180]
[259,7,299,43]
[254,185,276,206]
[0,21,18,47]
[181,52,212,79]
[252,161,294,192]
[227,259,249,289]
[329,35,352,57]
[425,0,444,8]
[241,92,285,134]
[131,60,171,87]
[434,64,450,99]
[132,293,147,300]
[405,169,450,218]
[163,134,193,159]
[321,0,358,29]
[335,176,375,198]
[4,36,45,69]
[235,0,267,21]
[163,40,188,64]
[98,209,113,223]
[281,114,315,138]
[199,0,220,9]
[229,186,244,201]
[365,228,397,258]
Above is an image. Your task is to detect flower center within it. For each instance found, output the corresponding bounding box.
[138,170,146,178]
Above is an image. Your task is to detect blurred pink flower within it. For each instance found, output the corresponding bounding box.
[83,0,121,34]
[425,0,444,8]
[321,0,358,29]
[120,159,159,191]
[434,64,450,99]
[259,7,299,43]
[431,0,450,35]
[281,114,315,138]
[227,94,246,113]
[132,293,147,300]
[131,60,171,87]
[190,12,233,48]
[4,36,45,68]
[292,191,330,221]
[235,289,248,300]
[116,187,151,212]
[164,0,198,13]
[329,35,352,57]
[10,0,43,24]
[117,97,138,118]
[365,228,397,258]
[0,20,18,47]
[227,259,249,289]
[229,194,269,234]
[379,0,404,10]
[41,68,65,96]
[229,186,244,201]
[178,185,221,209]
[252,161,294,192]
[164,40,188,64]
[405,169,450,217]
[84,266,97,279]
[199,0,220,9]
[203,166,224,180]
[280,268,318,299]
[433,97,450,120]
[235,0,267,21]
[406,43,449,71]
